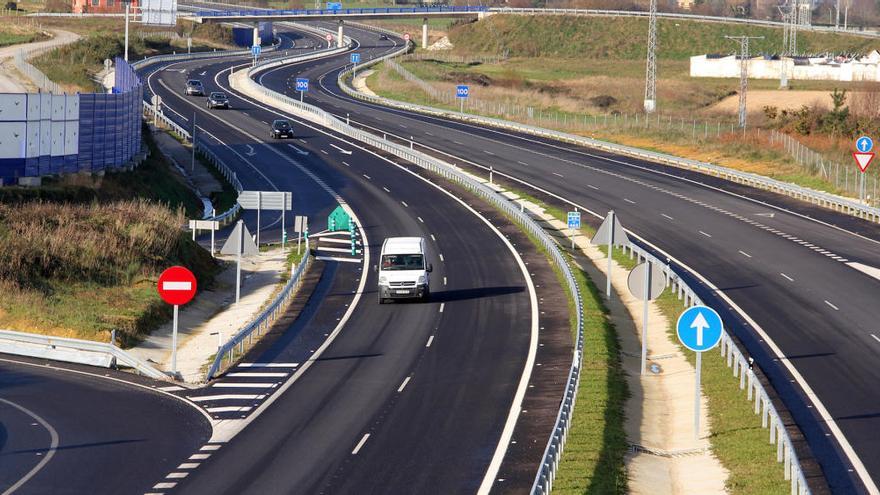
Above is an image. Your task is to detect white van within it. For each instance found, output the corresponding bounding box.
[377,237,433,303]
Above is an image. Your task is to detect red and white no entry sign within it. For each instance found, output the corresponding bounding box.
[157,266,197,306]
[403,33,411,41]
[326,33,333,42]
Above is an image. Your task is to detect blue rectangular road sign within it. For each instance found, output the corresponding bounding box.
[350,53,361,64]
[567,211,581,229]
[456,85,469,98]
[295,78,309,92]
[327,2,341,9]
[251,45,261,57]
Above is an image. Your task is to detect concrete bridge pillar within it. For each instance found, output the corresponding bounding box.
[422,18,428,49]
[253,23,261,47]
[338,20,344,48]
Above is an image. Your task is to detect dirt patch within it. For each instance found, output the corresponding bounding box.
[710,90,833,114]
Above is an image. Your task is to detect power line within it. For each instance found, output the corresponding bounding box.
[644,0,657,113]
[725,35,764,129]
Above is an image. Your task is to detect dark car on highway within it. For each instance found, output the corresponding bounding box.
[270,119,294,139]
[206,92,229,109]
[185,79,204,96]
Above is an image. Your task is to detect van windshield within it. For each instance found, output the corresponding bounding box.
[381,254,423,271]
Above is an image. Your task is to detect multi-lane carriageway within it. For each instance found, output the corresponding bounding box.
[257,23,880,494]
[1,20,879,495]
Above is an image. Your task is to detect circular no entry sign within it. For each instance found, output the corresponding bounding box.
[326,33,333,42]
[404,33,411,41]
[157,266,197,306]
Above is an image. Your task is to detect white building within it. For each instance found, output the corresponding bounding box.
[690,50,880,82]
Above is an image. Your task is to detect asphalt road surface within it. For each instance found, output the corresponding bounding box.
[257,23,880,494]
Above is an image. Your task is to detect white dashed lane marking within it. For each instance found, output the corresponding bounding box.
[780,273,794,282]
[352,434,370,455]
[825,300,840,311]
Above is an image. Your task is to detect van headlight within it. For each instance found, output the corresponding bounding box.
[379,275,388,285]
[417,275,426,285]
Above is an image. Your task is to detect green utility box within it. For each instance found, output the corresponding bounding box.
[327,205,351,231]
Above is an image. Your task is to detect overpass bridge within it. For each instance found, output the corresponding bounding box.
[183,6,489,48]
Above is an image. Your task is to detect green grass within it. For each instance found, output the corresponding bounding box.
[654,291,789,494]
[0,29,43,47]
[448,16,880,59]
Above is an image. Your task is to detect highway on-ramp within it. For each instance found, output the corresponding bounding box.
[139,26,564,494]
[255,23,880,493]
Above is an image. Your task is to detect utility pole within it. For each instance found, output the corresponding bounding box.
[836,0,840,29]
[725,35,764,129]
[644,0,658,113]
[789,0,798,55]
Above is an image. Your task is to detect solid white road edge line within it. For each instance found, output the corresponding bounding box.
[0,398,59,495]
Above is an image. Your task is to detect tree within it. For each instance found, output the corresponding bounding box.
[821,88,852,136]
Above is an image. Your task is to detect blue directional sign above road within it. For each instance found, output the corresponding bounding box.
[327,2,341,9]
[856,135,873,153]
[567,211,581,229]
[456,85,469,98]
[251,44,261,57]
[295,78,309,92]
[350,53,361,64]
[676,306,723,352]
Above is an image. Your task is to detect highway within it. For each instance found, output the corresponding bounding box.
[0,359,211,494]
[138,26,566,494]
[252,23,880,493]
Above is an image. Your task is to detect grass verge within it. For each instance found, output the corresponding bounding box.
[522,185,789,493]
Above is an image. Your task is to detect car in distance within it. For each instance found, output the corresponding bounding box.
[377,237,432,303]
[206,92,229,109]
[185,79,204,96]
[270,119,294,139]
[379,33,388,40]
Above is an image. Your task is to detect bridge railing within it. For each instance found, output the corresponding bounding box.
[196,5,488,16]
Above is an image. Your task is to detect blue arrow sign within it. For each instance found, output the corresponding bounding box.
[295,78,309,92]
[251,45,261,57]
[676,306,723,352]
[856,136,873,153]
[456,85,469,98]
[567,211,581,229]
[350,53,361,64]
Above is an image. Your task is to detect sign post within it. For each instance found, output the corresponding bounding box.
[251,44,261,66]
[627,260,666,375]
[295,215,308,255]
[220,220,259,303]
[456,84,469,114]
[854,136,874,202]
[189,219,220,256]
[157,266,198,377]
[676,305,724,439]
[591,210,630,298]
[350,52,361,77]
[237,190,293,249]
[567,210,581,249]
[150,94,163,126]
[295,78,309,102]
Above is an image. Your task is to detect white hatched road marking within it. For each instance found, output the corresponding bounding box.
[200,445,221,451]
[177,463,199,469]
[316,256,362,263]
[188,394,262,402]
[226,372,288,378]
[205,406,253,413]
[189,454,210,460]
[320,238,354,244]
[158,386,184,392]
[212,382,276,388]
[153,482,176,489]
[318,246,356,253]
[167,472,188,479]
[238,362,299,367]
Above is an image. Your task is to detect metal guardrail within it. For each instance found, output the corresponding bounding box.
[205,254,311,380]
[349,60,880,224]
[143,100,243,226]
[0,329,167,379]
[334,45,812,495]
[489,7,880,38]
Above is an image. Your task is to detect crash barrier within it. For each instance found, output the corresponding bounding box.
[0,329,166,379]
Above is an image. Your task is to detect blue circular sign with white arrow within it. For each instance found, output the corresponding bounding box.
[856,136,873,153]
[676,305,723,352]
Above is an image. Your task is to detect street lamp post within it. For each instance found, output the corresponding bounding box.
[122,0,131,62]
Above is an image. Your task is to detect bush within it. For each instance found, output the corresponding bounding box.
[5,2,17,11]
[590,95,618,110]
[44,0,70,12]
